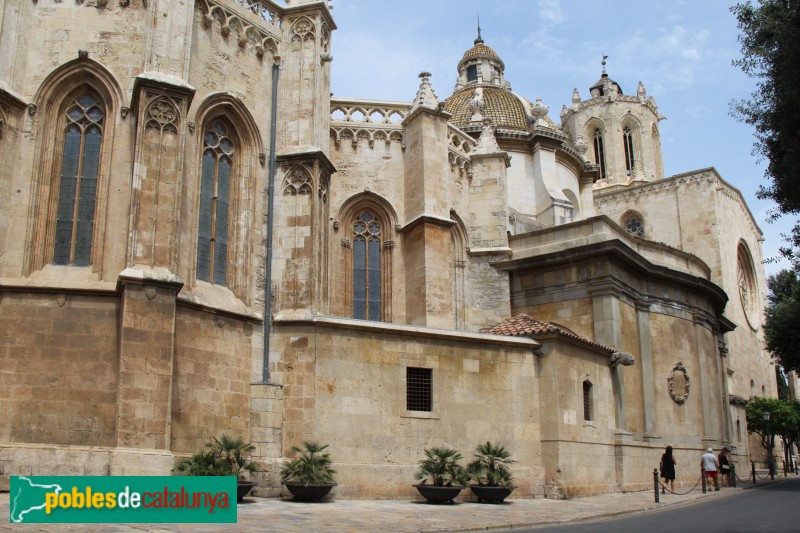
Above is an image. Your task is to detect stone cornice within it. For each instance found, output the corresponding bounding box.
[273,313,541,349]
[276,147,336,174]
[398,214,456,233]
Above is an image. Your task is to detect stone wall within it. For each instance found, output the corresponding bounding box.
[0,291,118,447]
[269,317,544,499]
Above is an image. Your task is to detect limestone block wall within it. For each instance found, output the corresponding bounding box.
[171,306,256,454]
[537,341,618,497]
[0,291,118,447]
[250,383,284,498]
[269,318,543,499]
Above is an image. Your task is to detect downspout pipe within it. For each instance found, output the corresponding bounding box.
[262,62,279,383]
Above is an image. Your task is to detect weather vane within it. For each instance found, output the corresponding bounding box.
[476,12,483,43]
[602,53,608,75]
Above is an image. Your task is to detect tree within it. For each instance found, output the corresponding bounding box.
[731,1,800,270]
[763,269,800,371]
[746,396,800,472]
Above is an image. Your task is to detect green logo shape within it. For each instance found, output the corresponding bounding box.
[10,476,237,523]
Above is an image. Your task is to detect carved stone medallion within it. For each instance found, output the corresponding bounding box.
[667,362,690,405]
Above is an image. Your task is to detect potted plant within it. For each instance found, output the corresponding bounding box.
[280,441,337,501]
[174,434,259,503]
[413,446,468,504]
[466,441,516,503]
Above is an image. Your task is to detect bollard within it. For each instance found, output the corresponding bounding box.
[653,468,659,503]
[702,466,707,493]
[752,461,757,484]
[731,463,737,487]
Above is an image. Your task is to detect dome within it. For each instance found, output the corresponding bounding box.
[461,42,501,63]
[443,86,529,131]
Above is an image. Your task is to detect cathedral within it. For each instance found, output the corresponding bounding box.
[0,0,775,499]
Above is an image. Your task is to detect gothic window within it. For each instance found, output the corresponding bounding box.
[353,210,382,320]
[197,120,235,285]
[53,92,104,266]
[467,65,478,82]
[623,126,635,175]
[407,367,432,412]
[621,211,645,238]
[737,419,742,443]
[737,242,759,329]
[583,380,593,421]
[593,128,607,180]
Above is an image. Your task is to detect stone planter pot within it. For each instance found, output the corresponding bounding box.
[237,481,257,503]
[413,484,465,504]
[283,482,337,502]
[469,484,514,503]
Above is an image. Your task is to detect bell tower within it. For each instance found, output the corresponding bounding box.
[561,58,666,189]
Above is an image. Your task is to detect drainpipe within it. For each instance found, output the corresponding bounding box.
[262,62,279,383]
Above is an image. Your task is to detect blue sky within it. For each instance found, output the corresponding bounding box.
[327,0,797,277]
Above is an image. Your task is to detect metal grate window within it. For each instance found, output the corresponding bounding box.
[407,367,432,412]
[583,380,592,421]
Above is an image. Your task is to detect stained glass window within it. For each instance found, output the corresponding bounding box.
[197,121,233,285]
[53,93,104,266]
[353,210,381,320]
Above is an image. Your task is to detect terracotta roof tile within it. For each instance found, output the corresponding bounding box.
[461,43,501,62]
[480,314,616,353]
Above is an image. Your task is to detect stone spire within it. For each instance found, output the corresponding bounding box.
[411,71,440,112]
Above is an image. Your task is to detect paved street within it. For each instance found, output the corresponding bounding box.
[3,475,796,532]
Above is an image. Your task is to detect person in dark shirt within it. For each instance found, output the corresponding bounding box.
[660,445,676,492]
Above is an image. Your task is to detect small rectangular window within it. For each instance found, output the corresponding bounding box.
[467,65,478,82]
[407,367,432,412]
[583,380,592,421]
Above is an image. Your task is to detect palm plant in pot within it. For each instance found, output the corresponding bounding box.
[413,446,469,504]
[280,441,337,501]
[466,441,516,503]
[173,434,259,503]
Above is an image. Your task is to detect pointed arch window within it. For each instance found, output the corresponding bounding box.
[53,93,104,266]
[353,210,382,320]
[623,126,635,175]
[197,120,234,285]
[593,128,607,180]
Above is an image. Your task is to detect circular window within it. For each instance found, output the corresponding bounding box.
[737,242,759,330]
[621,211,645,238]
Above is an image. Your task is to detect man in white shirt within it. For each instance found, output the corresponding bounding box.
[701,448,720,491]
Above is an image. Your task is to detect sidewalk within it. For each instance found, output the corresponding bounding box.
[1,477,788,532]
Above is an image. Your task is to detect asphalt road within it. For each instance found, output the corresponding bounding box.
[514,477,800,533]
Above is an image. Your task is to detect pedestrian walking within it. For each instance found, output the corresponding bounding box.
[660,445,676,492]
[718,447,731,487]
[701,447,720,491]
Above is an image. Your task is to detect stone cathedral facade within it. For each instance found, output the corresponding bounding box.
[0,0,775,498]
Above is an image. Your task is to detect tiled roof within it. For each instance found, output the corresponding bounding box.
[444,87,530,131]
[462,43,500,61]
[480,314,616,353]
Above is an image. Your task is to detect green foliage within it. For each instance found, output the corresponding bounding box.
[731,1,800,269]
[174,434,259,480]
[745,396,800,457]
[280,441,337,486]
[764,270,800,372]
[415,446,469,487]
[466,442,515,488]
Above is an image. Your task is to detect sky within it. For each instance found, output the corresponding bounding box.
[324,0,797,277]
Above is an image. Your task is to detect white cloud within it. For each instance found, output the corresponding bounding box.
[538,0,566,25]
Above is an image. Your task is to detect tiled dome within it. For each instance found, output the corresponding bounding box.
[443,86,529,131]
[461,42,501,62]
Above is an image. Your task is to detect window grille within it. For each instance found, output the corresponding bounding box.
[407,367,432,412]
[583,380,592,421]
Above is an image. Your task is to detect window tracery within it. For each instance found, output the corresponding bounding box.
[197,120,235,285]
[53,92,104,266]
[621,211,645,238]
[353,210,382,321]
[623,126,635,176]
